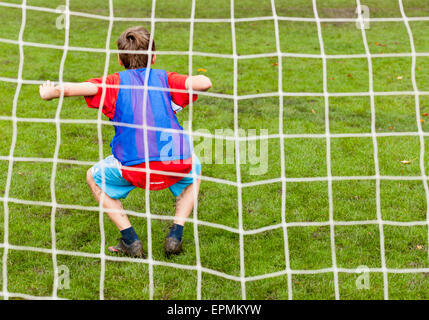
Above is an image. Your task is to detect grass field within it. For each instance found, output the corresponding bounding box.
[0,0,428,300]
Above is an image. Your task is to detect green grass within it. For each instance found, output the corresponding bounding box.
[0,0,428,300]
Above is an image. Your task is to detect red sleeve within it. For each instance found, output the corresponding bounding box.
[167,72,198,110]
[84,73,120,120]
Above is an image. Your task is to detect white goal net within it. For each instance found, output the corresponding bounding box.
[0,0,428,300]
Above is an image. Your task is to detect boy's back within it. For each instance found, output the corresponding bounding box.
[86,68,192,166]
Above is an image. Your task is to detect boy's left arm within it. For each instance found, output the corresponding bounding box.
[39,80,99,101]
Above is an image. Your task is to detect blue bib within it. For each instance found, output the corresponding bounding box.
[110,69,192,166]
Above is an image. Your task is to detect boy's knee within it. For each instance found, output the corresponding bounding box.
[189,176,202,191]
[86,168,94,184]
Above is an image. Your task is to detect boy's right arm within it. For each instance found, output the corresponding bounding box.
[185,75,212,92]
[39,80,99,101]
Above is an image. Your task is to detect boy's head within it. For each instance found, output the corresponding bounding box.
[117,26,156,69]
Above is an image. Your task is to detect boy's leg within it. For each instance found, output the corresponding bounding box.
[86,169,131,230]
[86,156,143,258]
[174,178,201,226]
[165,178,201,255]
[165,156,202,256]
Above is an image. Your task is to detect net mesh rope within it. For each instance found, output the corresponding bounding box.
[0,0,428,300]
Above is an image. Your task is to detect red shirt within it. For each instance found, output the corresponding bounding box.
[85,71,198,190]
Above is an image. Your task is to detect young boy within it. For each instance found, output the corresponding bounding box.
[39,26,212,258]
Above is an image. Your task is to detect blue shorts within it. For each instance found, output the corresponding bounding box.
[91,155,201,200]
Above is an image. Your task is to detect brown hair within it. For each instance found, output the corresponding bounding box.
[117,26,156,69]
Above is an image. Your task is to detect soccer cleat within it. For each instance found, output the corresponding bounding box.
[108,239,145,258]
[164,236,183,256]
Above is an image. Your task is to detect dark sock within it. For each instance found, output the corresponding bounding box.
[120,226,139,245]
[168,224,184,242]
